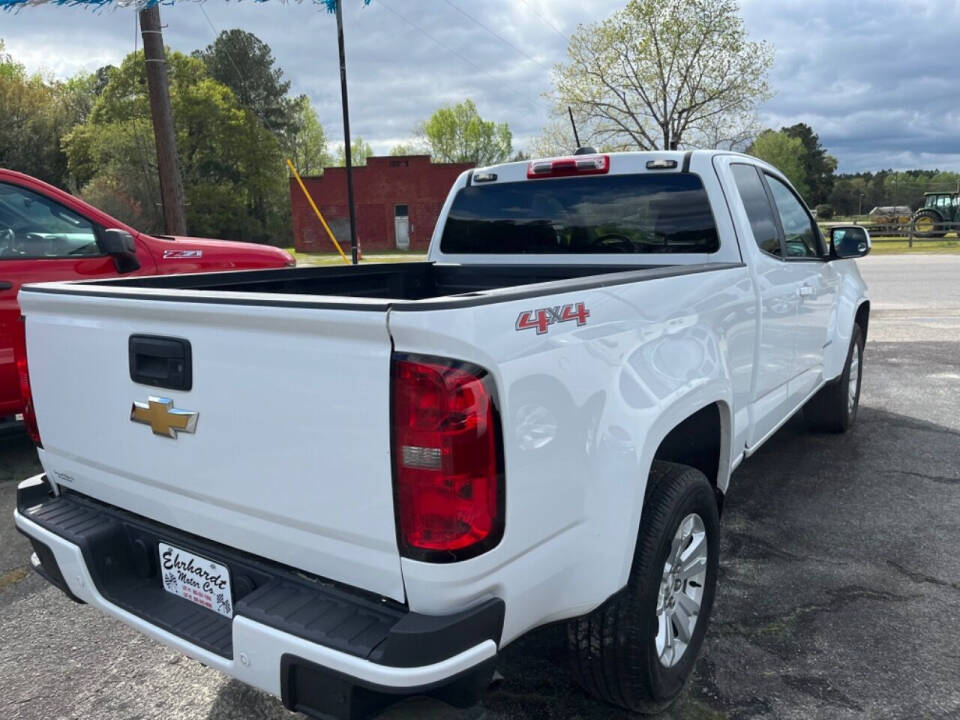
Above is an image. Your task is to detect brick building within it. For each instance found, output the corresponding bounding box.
[290,155,474,253]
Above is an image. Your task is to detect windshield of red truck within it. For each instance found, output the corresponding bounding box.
[440,173,719,254]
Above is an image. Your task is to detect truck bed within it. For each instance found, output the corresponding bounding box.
[21,261,740,309]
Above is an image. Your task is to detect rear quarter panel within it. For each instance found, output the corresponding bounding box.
[388,265,756,643]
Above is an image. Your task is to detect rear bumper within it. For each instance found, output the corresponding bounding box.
[14,475,502,719]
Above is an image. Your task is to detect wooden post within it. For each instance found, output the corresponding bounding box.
[334,0,359,265]
[908,219,914,248]
[139,6,187,236]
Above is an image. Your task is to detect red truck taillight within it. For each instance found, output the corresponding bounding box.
[14,320,41,446]
[391,355,503,561]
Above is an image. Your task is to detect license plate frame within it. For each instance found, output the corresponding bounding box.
[158,541,233,618]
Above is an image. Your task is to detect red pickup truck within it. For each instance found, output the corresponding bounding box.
[0,169,294,416]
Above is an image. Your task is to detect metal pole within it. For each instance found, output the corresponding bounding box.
[335,1,359,265]
[139,6,187,236]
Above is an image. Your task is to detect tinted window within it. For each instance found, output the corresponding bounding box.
[440,174,719,254]
[731,164,781,257]
[766,175,821,258]
[0,183,100,259]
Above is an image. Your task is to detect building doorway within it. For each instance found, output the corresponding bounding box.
[394,204,410,250]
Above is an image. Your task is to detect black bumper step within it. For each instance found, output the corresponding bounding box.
[17,479,504,668]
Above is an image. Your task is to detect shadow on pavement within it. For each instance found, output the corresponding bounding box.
[206,401,960,720]
[5,397,958,719]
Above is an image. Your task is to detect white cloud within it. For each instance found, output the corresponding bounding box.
[3,0,960,170]
[742,0,960,170]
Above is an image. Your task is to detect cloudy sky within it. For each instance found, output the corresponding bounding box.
[2,0,959,172]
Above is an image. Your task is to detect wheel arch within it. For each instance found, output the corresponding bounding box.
[641,398,733,519]
[855,299,870,342]
[616,398,732,601]
[650,403,729,505]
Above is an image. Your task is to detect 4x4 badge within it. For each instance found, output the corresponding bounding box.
[131,397,198,438]
[516,302,590,335]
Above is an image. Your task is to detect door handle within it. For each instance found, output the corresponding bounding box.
[0,281,13,291]
[798,285,814,297]
[129,335,192,391]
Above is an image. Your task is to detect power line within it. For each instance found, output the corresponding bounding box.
[516,0,571,44]
[442,0,548,69]
[373,0,545,118]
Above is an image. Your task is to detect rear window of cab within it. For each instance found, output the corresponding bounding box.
[440,173,720,255]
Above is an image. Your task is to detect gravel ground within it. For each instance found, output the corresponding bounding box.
[1,254,958,720]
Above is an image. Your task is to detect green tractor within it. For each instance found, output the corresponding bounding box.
[911,192,959,237]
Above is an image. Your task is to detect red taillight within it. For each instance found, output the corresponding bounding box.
[14,320,40,446]
[527,154,609,179]
[391,355,503,560]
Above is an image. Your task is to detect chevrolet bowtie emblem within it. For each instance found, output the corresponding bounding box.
[131,397,198,438]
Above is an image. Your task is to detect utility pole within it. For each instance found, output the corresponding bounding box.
[139,6,187,236]
[334,0,359,264]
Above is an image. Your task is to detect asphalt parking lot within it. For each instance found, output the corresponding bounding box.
[2,254,958,720]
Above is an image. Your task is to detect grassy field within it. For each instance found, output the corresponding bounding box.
[286,249,427,266]
[867,239,960,254]
[286,239,960,265]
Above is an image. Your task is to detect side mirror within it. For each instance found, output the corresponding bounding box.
[99,229,140,273]
[830,225,871,259]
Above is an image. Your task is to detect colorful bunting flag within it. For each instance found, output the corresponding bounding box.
[0,0,365,11]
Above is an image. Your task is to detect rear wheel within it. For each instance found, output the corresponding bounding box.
[912,209,946,238]
[566,462,719,714]
[805,323,864,433]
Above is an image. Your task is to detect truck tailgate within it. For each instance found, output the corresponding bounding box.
[20,289,405,602]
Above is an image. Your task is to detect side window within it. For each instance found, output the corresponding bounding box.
[0,183,101,259]
[765,175,821,259]
[731,164,781,257]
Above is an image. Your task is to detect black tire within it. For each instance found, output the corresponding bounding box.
[566,461,720,714]
[805,323,864,433]
[911,209,946,238]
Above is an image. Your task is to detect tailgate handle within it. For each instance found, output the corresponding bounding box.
[129,335,192,391]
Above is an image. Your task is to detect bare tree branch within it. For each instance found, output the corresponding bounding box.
[549,0,772,151]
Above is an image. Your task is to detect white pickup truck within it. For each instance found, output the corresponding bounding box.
[13,150,870,718]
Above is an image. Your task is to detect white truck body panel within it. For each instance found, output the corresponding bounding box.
[14,149,870,708]
[389,264,754,641]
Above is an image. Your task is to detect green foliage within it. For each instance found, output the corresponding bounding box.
[0,41,73,187]
[284,95,331,174]
[195,29,293,136]
[782,123,837,206]
[334,137,374,166]
[528,119,578,158]
[65,50,290,242]
[747,130,809,197]
[419,99,512,166]
[0,30,332,245]
[551,0,772,150]
[829,169,960,216]
[815,204,834,220]
[389,143,417,156]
